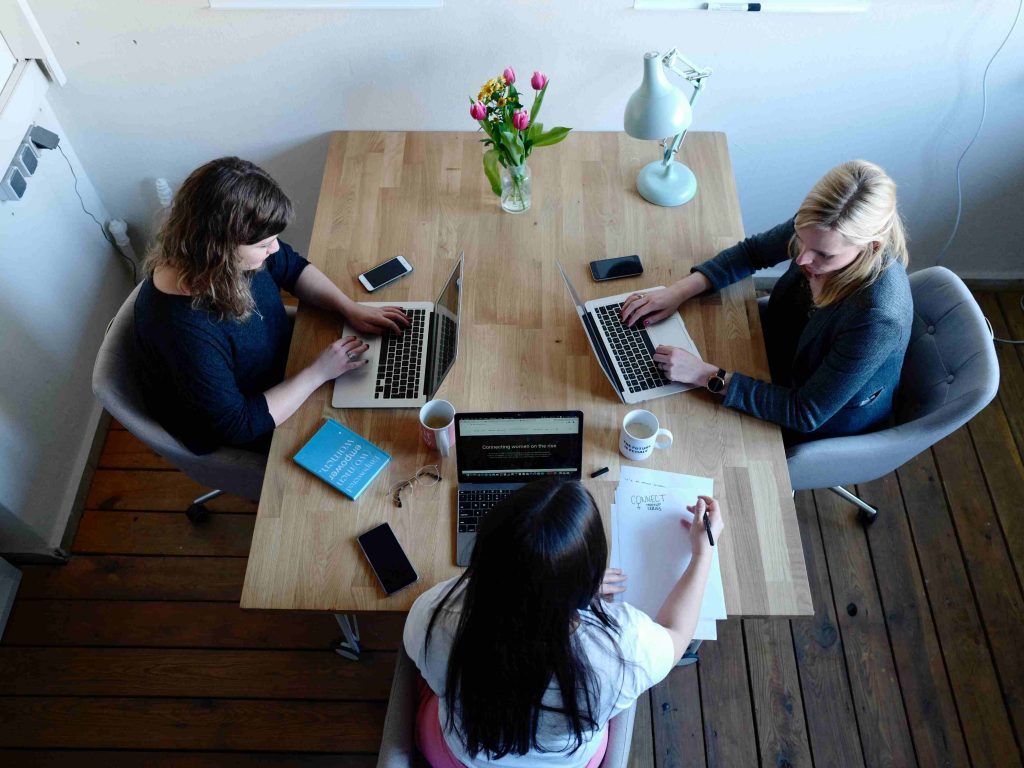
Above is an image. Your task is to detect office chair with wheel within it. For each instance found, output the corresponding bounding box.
[92,283,281,522]
[376,648,638,768]
[768,266,998,524]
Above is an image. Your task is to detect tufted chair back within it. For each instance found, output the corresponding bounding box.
[785,266,999,490]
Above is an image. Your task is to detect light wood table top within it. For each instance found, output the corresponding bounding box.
[241,131,812,618]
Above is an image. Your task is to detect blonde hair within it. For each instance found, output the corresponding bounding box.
[790,160,909,307]
[145,157,293,321]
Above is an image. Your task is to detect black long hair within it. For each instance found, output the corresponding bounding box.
[426,479,621,759]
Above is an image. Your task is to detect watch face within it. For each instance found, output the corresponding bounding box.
[708,376,724,393]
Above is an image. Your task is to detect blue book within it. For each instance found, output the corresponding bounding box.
[293,419,391,501]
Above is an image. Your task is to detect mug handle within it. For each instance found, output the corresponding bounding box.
[437,426,451,458]
[654,428,673,450]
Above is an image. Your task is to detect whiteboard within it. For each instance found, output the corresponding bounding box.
[634,0,869,11]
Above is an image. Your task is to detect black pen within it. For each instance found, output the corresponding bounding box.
[703,511,715,547]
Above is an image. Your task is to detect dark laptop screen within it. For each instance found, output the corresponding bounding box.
[455,412,583,485]
[425,257,463,399]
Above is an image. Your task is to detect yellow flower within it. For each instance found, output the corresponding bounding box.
[498,75,506,85]
[497,96,507,107]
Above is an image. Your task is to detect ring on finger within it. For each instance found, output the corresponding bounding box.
[637,293,646,300]
[346,351,359,362]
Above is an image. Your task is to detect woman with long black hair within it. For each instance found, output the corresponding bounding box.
[403,479,725,767]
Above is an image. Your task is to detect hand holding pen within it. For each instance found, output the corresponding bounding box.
[685,495,725,555]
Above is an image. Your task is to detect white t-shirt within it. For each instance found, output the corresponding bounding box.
[403,577,676,768]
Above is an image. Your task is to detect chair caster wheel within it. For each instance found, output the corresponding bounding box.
[857,506,878,527]
[186,503,210,523]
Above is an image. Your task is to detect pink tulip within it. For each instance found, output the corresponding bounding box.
[531,71,548,90]
[503,66,516,85]
[512,109,529,131]
[470,100,487,121]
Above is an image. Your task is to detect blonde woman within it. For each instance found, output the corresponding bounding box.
[135,157,408,455]
[621,160,913,442]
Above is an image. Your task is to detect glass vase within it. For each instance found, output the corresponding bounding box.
[500,163,531,214]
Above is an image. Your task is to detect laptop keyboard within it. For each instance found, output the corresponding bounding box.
[374,309,425,400]
[594,303,672,394]
[457,488,516,532]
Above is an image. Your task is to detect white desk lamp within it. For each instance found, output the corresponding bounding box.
[623,50,711,206]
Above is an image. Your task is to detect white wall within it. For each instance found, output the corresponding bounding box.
[0,96,132,555]
[32,0,1024,279]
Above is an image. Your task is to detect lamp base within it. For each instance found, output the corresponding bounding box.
[636,160,697,207]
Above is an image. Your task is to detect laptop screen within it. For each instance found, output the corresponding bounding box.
[424,256,463,399]
[455,411,584,485]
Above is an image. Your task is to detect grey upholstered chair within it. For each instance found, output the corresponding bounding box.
[92,283,278,522]
[376,648,638,768]
[775,266,999,524]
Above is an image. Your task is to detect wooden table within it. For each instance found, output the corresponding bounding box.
[241,131,812,620]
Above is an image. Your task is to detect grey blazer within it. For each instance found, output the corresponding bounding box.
[693,219,913,441]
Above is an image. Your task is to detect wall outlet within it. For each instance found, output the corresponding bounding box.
[12,141,39,177]
[0,166,27,200]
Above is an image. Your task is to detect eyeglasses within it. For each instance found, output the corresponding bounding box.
[390,465,442,508]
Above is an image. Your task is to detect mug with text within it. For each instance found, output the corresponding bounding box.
[419,399,456,457]
[619,409,673,461]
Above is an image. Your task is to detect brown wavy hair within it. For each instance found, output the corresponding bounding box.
[789,159,909,308]
[144,157,293,321]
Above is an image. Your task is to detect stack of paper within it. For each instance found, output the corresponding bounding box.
[610,466,726,641]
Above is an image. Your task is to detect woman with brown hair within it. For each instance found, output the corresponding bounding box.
[621,159,913,442]
[134,156,408,454]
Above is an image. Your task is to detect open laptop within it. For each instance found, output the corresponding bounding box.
[332,255,463,409]
[453,411,584,566]
[557,261,700,404]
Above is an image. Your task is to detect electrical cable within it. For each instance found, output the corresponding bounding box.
[933,0,1024,345]
[985,294,1024,345]
[935,0,1023,265]
[57,144,138,283]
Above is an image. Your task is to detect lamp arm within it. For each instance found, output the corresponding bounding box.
[661,77,707,165]
[662,48,713,84]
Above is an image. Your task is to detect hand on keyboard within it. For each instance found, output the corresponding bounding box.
[345,304,410,336]
[653,345,716,386]
[621,286,684,328]
[314,336,370,383]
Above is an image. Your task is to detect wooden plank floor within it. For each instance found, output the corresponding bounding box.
[2,290,1023,767]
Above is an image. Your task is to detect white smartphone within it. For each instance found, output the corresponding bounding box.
[358,255,413,292]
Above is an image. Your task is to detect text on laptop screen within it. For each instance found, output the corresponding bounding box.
[457,416,581,480]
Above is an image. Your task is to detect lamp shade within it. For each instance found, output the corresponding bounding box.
[624,52,692,140]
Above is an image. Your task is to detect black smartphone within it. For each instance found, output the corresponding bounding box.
[359,255,413,292]
[590,255,644,282]
[357,523,420,596]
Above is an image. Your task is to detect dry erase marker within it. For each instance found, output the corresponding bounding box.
[590,467,610,478]
[708,2,762,10]
[703,511,715,547]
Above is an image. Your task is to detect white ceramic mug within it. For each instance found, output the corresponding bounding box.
[619,409,673,461]
[419,399,456,457]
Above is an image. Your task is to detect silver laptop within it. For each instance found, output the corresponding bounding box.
[453,411,584,566]
[332,255,463,409]
[557,261,700,404]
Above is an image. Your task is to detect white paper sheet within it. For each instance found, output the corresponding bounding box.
[609,469,726,642]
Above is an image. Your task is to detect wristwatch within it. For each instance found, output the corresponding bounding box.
[707,368,727,393]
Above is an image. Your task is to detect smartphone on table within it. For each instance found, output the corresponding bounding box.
[359,255,413,292]
[357,523,419,596]
[590,255,643,282]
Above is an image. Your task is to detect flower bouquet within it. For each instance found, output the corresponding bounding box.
[469,67,572,213]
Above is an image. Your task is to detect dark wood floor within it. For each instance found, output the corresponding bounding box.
[1,291,1022,767]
